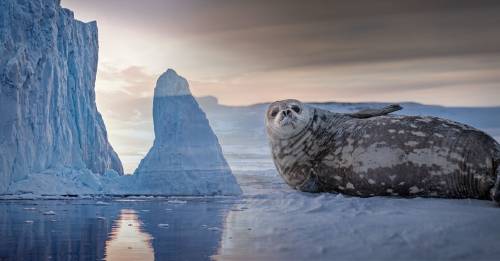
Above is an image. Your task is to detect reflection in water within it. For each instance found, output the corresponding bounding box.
[105,209,154,261]
[0,199,234,260]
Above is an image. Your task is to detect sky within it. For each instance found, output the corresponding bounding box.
[61,0,500,172]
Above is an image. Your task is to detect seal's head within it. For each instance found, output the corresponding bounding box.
[266,99,312,139]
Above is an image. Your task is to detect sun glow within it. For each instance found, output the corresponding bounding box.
[104,209,155,261]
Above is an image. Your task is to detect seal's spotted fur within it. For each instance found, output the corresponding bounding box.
[266,99,500,204]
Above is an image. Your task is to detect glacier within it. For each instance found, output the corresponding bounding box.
[132,69,241,196]
[0,0,123,195]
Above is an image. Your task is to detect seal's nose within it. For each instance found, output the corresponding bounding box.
[283,109,292,116]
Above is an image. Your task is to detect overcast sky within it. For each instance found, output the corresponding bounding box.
[62,0,500,172]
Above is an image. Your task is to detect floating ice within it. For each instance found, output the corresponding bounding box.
[0,0,123,195]
[133,69,241,196]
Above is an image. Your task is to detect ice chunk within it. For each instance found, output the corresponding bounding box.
[0,0,123,194]
[133,69,241,196]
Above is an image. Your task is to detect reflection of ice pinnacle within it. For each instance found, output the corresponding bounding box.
[154,69,192,97]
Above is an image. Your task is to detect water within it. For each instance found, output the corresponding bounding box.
[0,198,236,261]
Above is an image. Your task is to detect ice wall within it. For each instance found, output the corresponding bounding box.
[0,0,123,193]
[133,69,241,195]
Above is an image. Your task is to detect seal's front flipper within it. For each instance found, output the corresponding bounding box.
[296,172,321,193]
[349,104,402,119]
[492,159,500,206]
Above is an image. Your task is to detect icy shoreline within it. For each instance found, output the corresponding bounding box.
[1,170,242,199]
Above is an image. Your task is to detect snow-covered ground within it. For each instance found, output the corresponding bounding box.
[214,171,500,261]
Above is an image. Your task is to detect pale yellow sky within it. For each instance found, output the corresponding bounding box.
[61,0,500,172]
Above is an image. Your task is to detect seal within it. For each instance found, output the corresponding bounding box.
[266,99,500,204]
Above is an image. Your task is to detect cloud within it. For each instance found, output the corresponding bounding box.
[64,0,500,99]
[96,65,157,96]
[64,0,500,72]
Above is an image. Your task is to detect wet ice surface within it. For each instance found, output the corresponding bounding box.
[0,198,235,261]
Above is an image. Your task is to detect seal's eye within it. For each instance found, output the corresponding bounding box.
[291,105,301,113]
[270,108,279,117]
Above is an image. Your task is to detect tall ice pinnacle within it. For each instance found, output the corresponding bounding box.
[133,69,241,195]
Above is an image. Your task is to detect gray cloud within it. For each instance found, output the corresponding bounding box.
[64,0,500,72]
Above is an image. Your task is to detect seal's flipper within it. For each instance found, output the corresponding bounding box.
[492,158,500,205]
[296,172,321,193]
[349,104,403,119]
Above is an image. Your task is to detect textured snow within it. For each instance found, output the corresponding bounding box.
[132,69,241,196]
[0,0,123,194]
[214,173,500,261]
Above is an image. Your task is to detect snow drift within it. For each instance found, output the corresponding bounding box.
[0,0,123,194]
[133,69,241,195]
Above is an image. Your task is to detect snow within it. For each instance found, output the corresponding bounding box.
[133,69,241,196]
[214,173,500,261]
[0,0,123,194]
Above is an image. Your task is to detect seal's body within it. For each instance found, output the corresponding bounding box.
[266,100,500,203]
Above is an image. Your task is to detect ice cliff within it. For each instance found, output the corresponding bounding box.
[133,69,241,195]
[0,0,123,194]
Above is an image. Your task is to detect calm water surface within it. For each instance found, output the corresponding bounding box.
[0,198,236,261]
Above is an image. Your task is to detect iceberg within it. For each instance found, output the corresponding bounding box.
[0,0,123,195]
[133,69,241,195]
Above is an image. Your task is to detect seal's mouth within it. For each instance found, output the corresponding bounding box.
[279,115,296,128]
